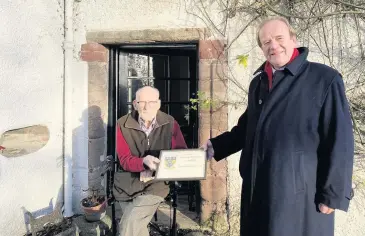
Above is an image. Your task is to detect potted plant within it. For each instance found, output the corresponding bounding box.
[80,188,107,222]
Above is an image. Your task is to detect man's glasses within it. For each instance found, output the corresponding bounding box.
[136,101,159,107]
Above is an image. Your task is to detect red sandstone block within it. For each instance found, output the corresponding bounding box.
[199,40,225,59]
[80,51,107,62]
[81,43,107,52]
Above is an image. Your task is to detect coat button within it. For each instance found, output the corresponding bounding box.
[259,99,262,105]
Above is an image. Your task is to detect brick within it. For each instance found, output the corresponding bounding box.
[214,201,228,213]
[199,60,227,81]
[88,118,106,139]
[81,51,108,62]
[198,130,211,147]
[81,42,107,53]
[88,89,107,102]
[200,201,214,222]
[209,159,228,174]
[198,79,211,95]
[199,40,226,59]
[200,176,214,202]
[212,79,228,99]
[211,112,228,131]
[213,180,227,202]
[201,162,228,202]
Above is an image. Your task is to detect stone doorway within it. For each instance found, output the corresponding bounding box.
[81,28,229,233]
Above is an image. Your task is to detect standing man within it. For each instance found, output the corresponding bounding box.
[203,17,354,236]
[113,86,187,236]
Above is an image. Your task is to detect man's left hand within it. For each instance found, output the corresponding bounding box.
[140,170,154,183]
[319,203,334,214]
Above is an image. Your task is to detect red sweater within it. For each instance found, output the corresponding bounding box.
[116,120,187,172]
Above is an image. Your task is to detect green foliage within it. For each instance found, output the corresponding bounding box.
[190,91,217,110]
[189,53,250,110]
[236,54,249,68]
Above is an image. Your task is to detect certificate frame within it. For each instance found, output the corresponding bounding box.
[154,149,207,181]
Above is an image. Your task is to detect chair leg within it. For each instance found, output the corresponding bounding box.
[154,211,158,221]
[188,181,195,211]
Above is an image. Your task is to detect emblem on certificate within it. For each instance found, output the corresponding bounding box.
[164,156,177,169]
[154,149,207,181]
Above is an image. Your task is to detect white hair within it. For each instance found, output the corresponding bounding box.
[135,86,160,100]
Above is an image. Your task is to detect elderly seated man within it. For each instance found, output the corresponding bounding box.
[113,86,187,236]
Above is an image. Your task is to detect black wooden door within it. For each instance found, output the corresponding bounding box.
[107,44,201,213]
[117,44,199,149]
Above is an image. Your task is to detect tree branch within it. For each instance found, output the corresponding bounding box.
[226,15,260,50]
[198,0,225,36]
[333,0,365,11]
[263,0,364,19]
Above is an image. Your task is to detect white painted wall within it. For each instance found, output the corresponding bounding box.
[0,1,64,235]
[0,1,88,235]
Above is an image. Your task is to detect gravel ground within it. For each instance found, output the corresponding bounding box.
[148,223,213,236]
[23,218,73,236]
[23,216,212,236]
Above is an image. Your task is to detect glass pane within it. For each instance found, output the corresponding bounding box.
[153,80,167,101]
[127,54,149,77]
[159,104,168,114]
[169,56,190,79]
[128,104,133,113]
[169,104,190,127]
[170,80,190,102]
[151,55,168,78]
[127,79,148,102]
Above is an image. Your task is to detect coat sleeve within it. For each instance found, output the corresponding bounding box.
[116,124,145,172]
[316,74,354,211]
[209,109,248,161]
[171,120,188,149]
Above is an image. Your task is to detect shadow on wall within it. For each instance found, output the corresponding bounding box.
[86,105,107,195]
[71,107,94,212]
[21,184,64,235]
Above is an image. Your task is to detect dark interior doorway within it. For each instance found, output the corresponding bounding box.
[107,43,201,213]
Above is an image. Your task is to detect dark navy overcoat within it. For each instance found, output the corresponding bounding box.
[210,47,354,236]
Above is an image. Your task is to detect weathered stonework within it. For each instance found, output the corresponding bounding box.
[86,28,210,44]
[80,44,109,192]
[198,40,229,233]
[0,125,50,158]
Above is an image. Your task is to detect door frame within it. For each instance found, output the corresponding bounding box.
[81,28,229,226]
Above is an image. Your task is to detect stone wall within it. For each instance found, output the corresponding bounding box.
[198,40,230,234]
[80,43,109,193]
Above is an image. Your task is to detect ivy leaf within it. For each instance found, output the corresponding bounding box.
[236,54,249,68]
[190,98,198,103]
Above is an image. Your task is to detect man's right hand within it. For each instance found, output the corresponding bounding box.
[200,140,214,160]
[143,155,160,171]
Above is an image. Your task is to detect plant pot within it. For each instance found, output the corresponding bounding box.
[80,196,107,222]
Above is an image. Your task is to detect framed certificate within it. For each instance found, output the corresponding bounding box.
[154,149,207,181]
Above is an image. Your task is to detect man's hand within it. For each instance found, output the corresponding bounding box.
[200,140,214,160]
[140,170,154,183]
[143,155,160,171]
[319,203,334,214]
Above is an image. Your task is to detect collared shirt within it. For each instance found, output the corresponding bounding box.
[272,66,285,74]
[138,116,157,137]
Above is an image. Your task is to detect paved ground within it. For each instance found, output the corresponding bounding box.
[107,195,202,229]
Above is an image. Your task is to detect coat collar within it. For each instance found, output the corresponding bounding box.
[124,110,170,130]
[253,47,309,76]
